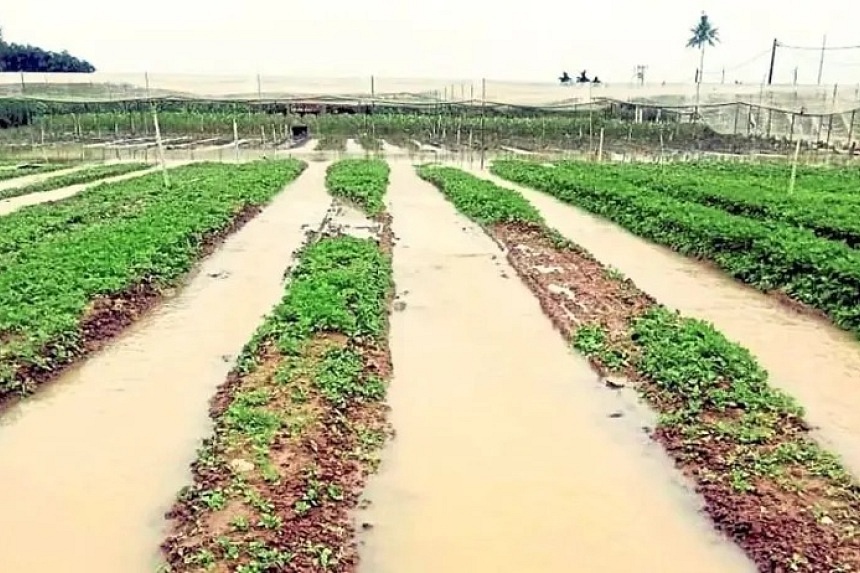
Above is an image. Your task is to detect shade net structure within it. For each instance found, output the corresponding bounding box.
[1,72,859,162]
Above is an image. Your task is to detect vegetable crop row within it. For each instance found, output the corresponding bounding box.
[576,161,860,247]
[418,164,860,572]
[325,158,390,216]
[0,162,71,183]
[0,159,306,403]
[161,170,393,572]
[0,161,151,201]
[492,159,860,339]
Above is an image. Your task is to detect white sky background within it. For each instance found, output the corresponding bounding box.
[4,0,860,86]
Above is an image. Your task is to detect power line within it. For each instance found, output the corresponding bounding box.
[702,48,771,75]
[778,41,860,51]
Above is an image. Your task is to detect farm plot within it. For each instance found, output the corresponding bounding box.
[2,153,860,573]
[491,159,860,339]
[0,161,150,201]
[161,158,393,572]
[418,165,860,572]
[0,159,305,406]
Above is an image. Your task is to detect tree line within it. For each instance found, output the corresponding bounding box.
[0,27,96,73]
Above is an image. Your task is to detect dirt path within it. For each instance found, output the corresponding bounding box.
[0,163,176,216]
[471,167,860,479]
[0,164,331,573]
[356,162,753,573]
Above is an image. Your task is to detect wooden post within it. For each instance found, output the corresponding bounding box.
[370,75,376,139]
[848,109,857,148]
[597,128,605,162]
[152,106,170,188]
[479,78,486,170]
[233,119,240,161]
[733,104,740,135]
[788,137,802,194]
[659,130,665,166]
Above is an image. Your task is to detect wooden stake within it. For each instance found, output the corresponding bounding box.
[233,119,240,162]
[597,128,605,162]
[788,137,802,194]
[479,78,486,170]
[152,107,170,188]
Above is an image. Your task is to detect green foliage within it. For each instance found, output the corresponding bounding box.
[315,347,385,408]
[268,237,391,348]
[0,162,150,200]
[417,164,544,225]
[325,159,390,216]
[599,160,860,247]
[631,307,801,417]
[0,159,306,398]
[0,40,95,73]
[491,159,860,338]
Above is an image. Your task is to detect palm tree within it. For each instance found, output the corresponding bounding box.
[687,11,719,119]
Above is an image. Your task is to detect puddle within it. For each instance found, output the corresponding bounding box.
[0,163,331,572]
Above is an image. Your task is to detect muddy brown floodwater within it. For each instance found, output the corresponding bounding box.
[470,167,860,479]
[356,161,754,573]
[0,163,331,573]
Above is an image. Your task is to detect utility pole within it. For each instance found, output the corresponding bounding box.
[767,38,778,85]
[721,68,725,84]
[793,67,798,86]
[635,65,647,86]
[817,34,827,85]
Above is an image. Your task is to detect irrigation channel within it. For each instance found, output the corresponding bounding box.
[0,150,856,571]
[466,167,860,480]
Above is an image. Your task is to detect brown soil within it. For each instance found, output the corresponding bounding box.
[162,335,391,572]
[490,220,860,573]
[1,204,263,411]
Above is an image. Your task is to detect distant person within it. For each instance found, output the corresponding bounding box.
[559,71,572,84]
[592,77,601,84]
[577,70,591,83]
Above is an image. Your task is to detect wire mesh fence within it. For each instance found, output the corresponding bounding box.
[1,72,859,162]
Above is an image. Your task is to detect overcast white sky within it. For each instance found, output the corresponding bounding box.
[4,0,860,85]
